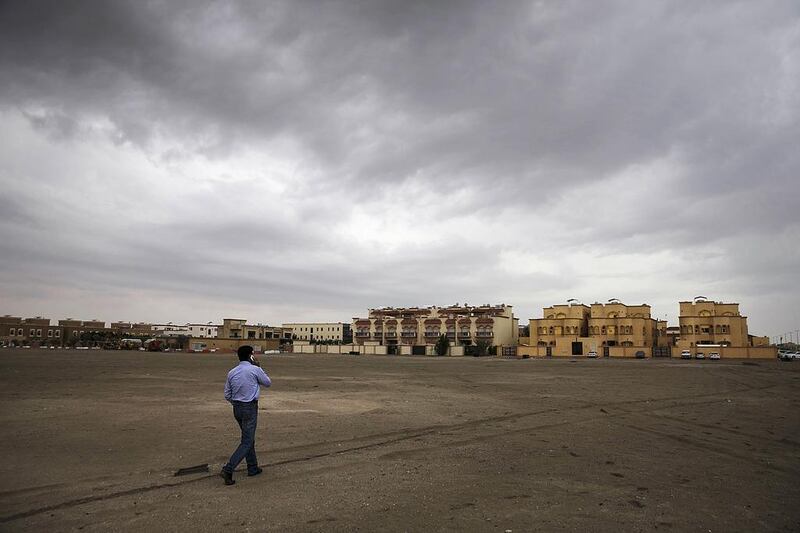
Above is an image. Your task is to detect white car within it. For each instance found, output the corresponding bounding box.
[587,351,598,358]
[695,352,705,359]
[709,352,720,360]
[681,350,692,359]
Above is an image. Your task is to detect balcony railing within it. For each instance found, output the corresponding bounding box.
[458,331,471,337]
[355,332,370,337]
[424,331,441,337]
[385,332,397,338]
[476,331,493,337]
[401,331,417,337]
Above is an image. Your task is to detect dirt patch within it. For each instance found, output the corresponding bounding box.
[0,351,798,531]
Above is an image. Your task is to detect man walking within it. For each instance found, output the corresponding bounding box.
[221,345,272,485]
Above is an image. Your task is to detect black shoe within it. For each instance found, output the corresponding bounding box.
[220,469,235,485]
[247,467,263,477]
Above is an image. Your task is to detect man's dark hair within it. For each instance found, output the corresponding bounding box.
[237,345,254,361]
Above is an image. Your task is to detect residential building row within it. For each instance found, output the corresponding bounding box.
[1,297,774,359]
[1,315,109,345]
[524,298,771,359]
[0,316,284,348]
[350,304,518,355]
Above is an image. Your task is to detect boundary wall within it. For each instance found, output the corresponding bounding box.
[290,342,465,356]
[516,344,777,359]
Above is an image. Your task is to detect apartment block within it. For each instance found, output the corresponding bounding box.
[588,302,658,347]
[0,315,109,346]
[283,322,352,343]
[677,299,749,347]
[353,304,518,349]
[529,304,590,347]
[219,318,281,341]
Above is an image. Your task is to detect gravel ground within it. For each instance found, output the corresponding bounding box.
[1,349,799,532]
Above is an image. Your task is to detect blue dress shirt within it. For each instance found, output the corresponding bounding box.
[224,361,272,402]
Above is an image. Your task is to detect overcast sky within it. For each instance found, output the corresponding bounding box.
[1,1,798,337]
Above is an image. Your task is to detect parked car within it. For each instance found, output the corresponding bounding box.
[587,350,598,358]
[681,350,692,359]
[709,352,720,360]
[635,350,646,359]
[695,352,705,359]
[780,351,800,361]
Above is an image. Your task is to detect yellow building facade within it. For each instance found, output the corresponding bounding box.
[529,304,589,347]
[588,303,658,347]
[677,300,748,347]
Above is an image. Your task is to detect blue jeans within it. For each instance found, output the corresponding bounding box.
[223,400,259,475]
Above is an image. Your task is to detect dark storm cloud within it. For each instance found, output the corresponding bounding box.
[3,1,797,190]
[1,0,798,332]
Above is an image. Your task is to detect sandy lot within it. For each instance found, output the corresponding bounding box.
[0,350,799,532]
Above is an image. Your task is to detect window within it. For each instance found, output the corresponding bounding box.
[55,330,61,337]
[48,330,53,338]
[8,328,15,336]
[36,329,42,337]
[17,328,23,336]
